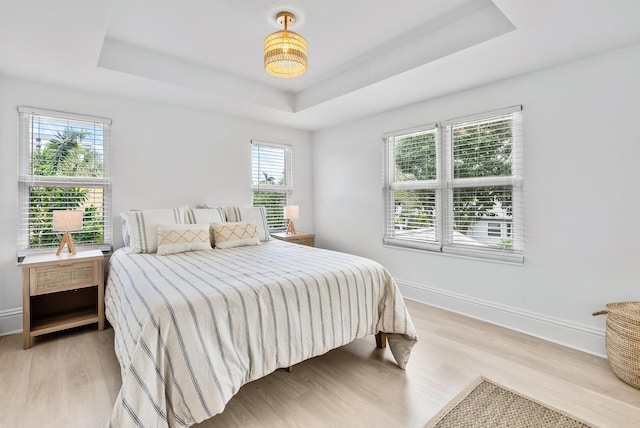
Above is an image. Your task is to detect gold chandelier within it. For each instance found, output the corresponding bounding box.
[264,12,308,79]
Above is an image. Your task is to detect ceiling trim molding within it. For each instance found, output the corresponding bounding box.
[98,37,295,111]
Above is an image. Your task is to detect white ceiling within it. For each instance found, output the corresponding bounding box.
[1,0,639,131]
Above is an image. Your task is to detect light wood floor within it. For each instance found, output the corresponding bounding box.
[1,300,639,427]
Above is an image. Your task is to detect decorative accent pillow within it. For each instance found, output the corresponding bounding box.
[157,224,212,255]
[225,206,271,242]
[122,207,185,253]
[185,207,226,224]
[211,221,260,249]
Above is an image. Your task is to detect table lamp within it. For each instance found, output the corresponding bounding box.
[284,205,299,235]
[52,210,83,255]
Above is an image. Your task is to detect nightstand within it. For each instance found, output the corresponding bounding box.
[271,232,315,247]
[21,249,105,349]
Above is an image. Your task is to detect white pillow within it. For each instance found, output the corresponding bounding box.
[157,224,211,255]
[186,207,226,224]
[120,212,131,247]
[211,221,260,249]
[225,206,271,242]
[122,207,186,253]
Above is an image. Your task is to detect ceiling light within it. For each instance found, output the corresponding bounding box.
[264,12,308,79]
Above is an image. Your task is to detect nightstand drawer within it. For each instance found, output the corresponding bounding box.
[22,249,105,349]
[30,261,97,295]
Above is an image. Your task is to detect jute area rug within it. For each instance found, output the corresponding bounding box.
[424,377,594,428]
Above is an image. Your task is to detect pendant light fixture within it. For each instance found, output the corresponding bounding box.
[264,11,308,79]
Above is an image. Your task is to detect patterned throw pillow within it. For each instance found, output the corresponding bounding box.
[225,206,271,241]
[211,221,261,249]
[157,224,212,255]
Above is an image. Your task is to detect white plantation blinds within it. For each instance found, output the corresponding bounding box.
[17,106,112,254]
[445,110,523,260]
[251,141,292,230]
[384,128,441,252]
[384,106,523,262]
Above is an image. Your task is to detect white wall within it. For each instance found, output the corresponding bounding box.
[3,44,639,356]
[0,76,313,334]
[312,43,640,356]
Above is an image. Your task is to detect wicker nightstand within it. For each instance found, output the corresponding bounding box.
[21,249,105,349]
[271,232,315,247]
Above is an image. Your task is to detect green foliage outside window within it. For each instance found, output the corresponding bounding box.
[393,117,513,240]
[451,117,512,234]
[252,172,287,230]
[392,131,437,231]
[29,128,104,248]
[394,131,436,181]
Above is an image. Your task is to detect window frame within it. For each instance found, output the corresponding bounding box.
[383,106,523,263]
[17,106,113,256]
[250,140,293,231]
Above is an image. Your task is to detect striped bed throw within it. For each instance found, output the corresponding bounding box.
[105,239,417,427]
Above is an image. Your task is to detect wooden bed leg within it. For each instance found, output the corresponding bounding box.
[375,332,387,349]
[287,366,294,373]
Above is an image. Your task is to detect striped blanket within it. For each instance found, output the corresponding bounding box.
[105,240,417,427]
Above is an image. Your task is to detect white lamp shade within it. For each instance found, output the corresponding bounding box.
[283,205,299,220]
[52,210,83,232]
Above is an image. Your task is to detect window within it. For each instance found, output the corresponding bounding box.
[251,141,292,230]
[17,107,112,254]
[487,222,502,237]
[384,106,523,263]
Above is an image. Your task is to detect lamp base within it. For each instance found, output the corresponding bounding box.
[56,233,77,256]
[286,220,297,235]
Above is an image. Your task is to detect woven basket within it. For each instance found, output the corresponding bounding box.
[593,302,640,389]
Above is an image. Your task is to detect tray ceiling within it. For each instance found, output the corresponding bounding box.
[0,1,639,130]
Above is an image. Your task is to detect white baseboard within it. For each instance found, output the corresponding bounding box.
[0,308,22,336]
[397,279,607,358]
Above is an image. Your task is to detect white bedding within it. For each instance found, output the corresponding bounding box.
[105,239,417,427]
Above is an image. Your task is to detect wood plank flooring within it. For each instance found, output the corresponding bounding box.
[1,299,639,427]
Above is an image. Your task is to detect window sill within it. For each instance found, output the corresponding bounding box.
[17,244,113,264]
[382,242,524,265]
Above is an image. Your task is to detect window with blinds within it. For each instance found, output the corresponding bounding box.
[17,107,112,254]
[384,128,442,252]
[251,141,292,230]
[384,106,523,263]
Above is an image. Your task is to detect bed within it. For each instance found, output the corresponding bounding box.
[105,216,417,427]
